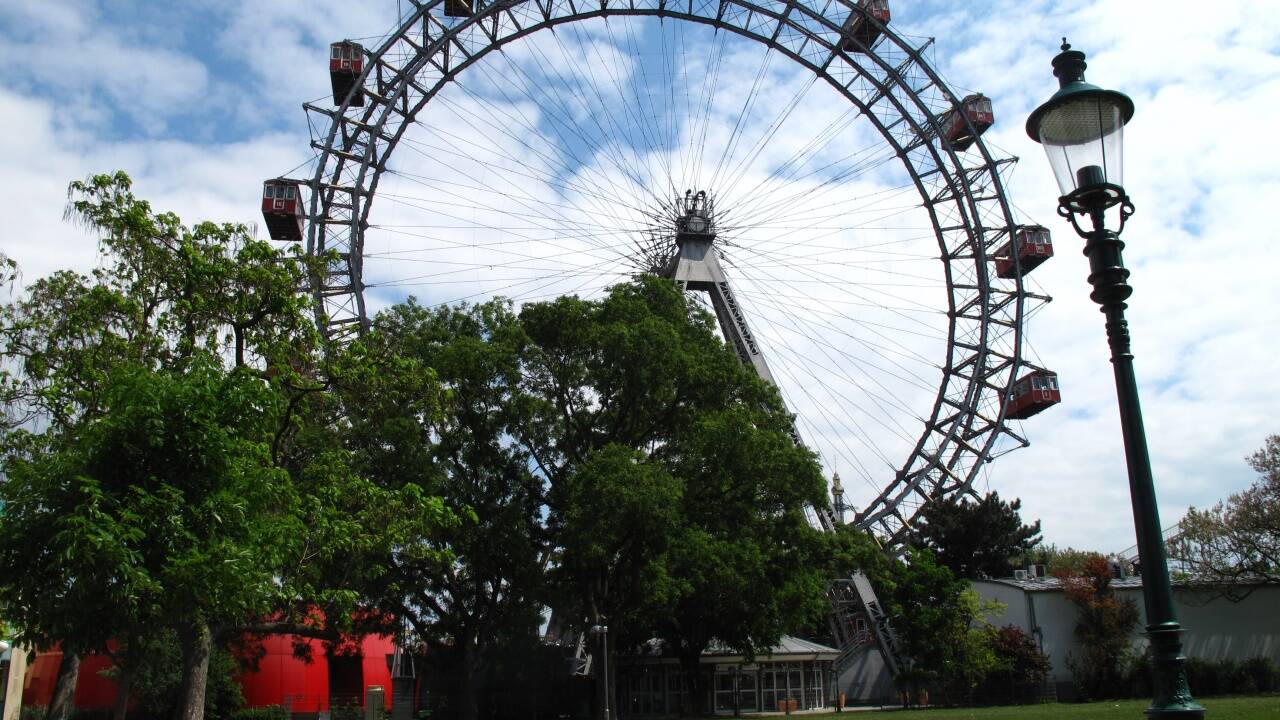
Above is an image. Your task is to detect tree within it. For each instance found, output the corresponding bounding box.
[881,549,1001,705]
[0,173,340,720]
[1056,554,1140,700]
[975,625,1051,704]
[909,491,1042,579]
[519,277,837,718]
[1174,435,1280,599]
[328,299,541,720]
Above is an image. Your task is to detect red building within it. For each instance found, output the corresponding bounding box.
[21,635,398,715]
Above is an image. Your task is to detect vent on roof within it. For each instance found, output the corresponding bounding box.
[1014,569,1029,580]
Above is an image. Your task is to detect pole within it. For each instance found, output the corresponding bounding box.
[1079,207,1203,719]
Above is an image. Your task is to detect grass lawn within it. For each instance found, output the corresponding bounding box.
[803,695,1280,719]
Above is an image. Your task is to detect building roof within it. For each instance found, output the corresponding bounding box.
[632,635,839,662]
[974,575,1279,593]
[976,576,1145,592]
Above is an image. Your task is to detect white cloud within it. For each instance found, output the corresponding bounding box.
[0,0,1276,556]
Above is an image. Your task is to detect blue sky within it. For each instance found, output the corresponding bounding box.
[1,0,1277,554]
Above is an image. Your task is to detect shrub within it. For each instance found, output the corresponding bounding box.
[1242,656,1279,693]
[230,707,289,720]
[974,625,1051,704]
[1185,656,1279,696]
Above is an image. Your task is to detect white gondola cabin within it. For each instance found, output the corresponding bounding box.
[261,180,304,242]
[939,93,994,152]
[1004,370,1060,420]
[444,0,473,17]
[330,41,365,107]
[841,0,890,53]
[994,225,1054,279]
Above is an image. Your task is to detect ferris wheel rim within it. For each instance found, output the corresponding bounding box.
[302,0,1039,546]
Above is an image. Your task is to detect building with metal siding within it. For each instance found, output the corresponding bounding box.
[971,576,1280,699]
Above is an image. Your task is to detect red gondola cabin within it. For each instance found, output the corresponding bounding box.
[939,93,994,152]
[1004,370,1060,420]
[841,0,890,53]
[994,225,1053,279]
[262,180,304,242]
[330,41,365,107]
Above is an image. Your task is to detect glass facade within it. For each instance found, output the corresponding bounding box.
[622,658,831,716]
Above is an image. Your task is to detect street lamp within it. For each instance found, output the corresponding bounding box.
[589,625,610,720]
[1026,40,1204,719]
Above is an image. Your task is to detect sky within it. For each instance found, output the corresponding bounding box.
[0,0,1277,555]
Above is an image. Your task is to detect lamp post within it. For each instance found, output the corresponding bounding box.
[589,624,610,720]
[1026,40,1204,719]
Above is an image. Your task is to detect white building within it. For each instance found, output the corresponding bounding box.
[972,574,1280,698]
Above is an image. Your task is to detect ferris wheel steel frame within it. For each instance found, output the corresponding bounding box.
[300,0,1043,548]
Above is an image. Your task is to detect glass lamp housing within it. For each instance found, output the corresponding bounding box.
[1026,43,1134,199]
[1035,94,1126,196]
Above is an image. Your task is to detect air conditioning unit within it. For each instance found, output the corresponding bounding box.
[1014,569,1029,580]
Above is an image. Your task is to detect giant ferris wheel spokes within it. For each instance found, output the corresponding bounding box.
[265,0,1064,567]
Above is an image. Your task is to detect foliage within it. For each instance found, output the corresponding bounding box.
[1023,545,1108,578]
[1056,554,1140,700]
[1174,434,1280,600]
[909,491,1042,579]
[884,549,1003,701]
[329,299,537,720]
[228,707,288,720]
[117,629,244,720]
[974,625,1052,704]
[0,172,343,720]
[519,277,837,715]
[1183,656,1280,697]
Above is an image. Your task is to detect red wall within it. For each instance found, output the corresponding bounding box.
[23,649,118,710]
[22,635,396,713]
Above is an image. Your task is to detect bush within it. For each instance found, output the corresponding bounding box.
[1186,656,1279,696]
[20,707,46,720]
[974,625,1051,704]
[1242,656,1279,693]
[230,707,289,720]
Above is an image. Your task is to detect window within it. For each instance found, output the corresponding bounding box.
[285,185,296,199]
[806,665,826,709]
[332,46,341,59]
[738,672,758,712]
[714,673,736,712]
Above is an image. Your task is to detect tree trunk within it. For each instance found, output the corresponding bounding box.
[456,641,479,720]
[48,650,81,720]
[678,650,706,717]
[112,637,143,720]
[174,622,212,720]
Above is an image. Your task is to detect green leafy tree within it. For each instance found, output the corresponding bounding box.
[0,173,338,720]
[883,549,1001,705]
[1174,435,1280,599]
[326,300,538,720]
[909,491,1042,579]
[1056,554,1140,700]
[517,277,839,718]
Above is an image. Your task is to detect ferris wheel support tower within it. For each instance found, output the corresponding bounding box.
[656,190,905,675]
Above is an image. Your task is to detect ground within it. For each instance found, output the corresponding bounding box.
[803,696,1280,719]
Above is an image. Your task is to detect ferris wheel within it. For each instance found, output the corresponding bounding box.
[263,0,1060,550]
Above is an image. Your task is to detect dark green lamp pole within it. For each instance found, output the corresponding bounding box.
[1026,40,1204,719]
